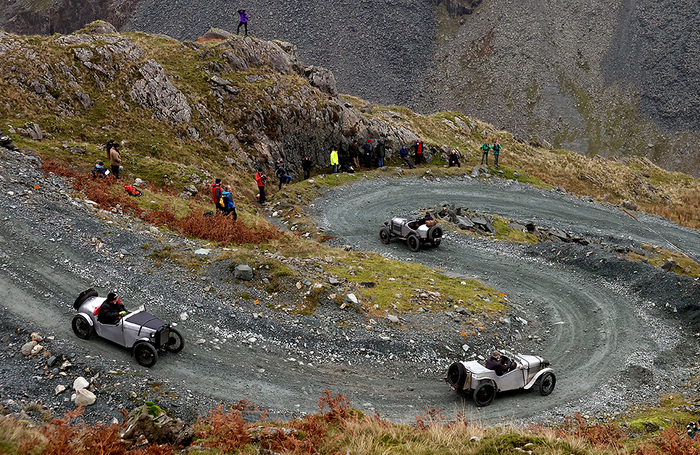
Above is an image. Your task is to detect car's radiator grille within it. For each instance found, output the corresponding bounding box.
[155,326,170,348]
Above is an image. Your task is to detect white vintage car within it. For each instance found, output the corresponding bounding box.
[71,288,184,367]
[445,351,555,406]
[379,216,443,251]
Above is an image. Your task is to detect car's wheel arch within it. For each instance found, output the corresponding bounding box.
[524,367,555,390]
[73,312,94,327]
[473,380,497,407]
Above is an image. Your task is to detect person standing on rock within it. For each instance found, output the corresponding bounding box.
[376,139,386,168]
[414,139,424,165]
[237,9,249,36]
[480,139,491,166]
[109,143,122,179]
[448,149,461,167]
[330,148,339,173]
[399,144,415,169]
[493,139,502,167]
[302,156,313,179]
[255,168,267,204]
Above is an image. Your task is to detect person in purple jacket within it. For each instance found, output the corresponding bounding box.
[237,9,249,36]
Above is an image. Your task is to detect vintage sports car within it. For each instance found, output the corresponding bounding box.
[445,351,555,406]
[379,217,443,251]
[71,288,184,367]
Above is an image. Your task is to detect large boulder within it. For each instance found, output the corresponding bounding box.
[121,403,194,446]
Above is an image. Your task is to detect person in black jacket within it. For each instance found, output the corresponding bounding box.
[302,156,313,179]
[448,149,461,167]
[485,351,515,376]
[98,292,127,325]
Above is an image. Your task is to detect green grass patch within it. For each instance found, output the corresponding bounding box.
[325,252,505,313]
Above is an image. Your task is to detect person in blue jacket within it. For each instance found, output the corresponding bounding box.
[222,185,238,220]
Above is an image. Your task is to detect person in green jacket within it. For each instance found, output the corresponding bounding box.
[330,148,339,173]
[493,139,502,166]
[480,139,491,165]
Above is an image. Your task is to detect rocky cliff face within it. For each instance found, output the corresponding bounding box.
[1,1,699,176]
[0,22,418,174]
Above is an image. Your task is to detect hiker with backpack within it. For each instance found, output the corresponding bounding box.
[480,139,491,165]
[212,178,224,213]
[221,185,238,220]
[493,139,502,167]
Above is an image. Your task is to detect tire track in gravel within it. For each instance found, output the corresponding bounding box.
[310,176,699,422]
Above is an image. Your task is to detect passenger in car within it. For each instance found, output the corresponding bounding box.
[98,292,127,324]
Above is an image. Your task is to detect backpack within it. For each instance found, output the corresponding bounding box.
[124,185,142,196]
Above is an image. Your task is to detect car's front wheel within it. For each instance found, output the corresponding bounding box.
[473,382,496,407]
[165,328,185,353]
[379,227,391,244]
[407,233,420,252]
[538,372,556,396]
[134,342,158,367]
[71,315,93,340]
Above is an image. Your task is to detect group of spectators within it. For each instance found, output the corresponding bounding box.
[93,139,123,179]
[211,178,238,219]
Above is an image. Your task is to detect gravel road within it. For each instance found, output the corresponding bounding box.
[1,151,699,427]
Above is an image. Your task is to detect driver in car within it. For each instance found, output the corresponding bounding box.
[485,350,515,376]
[97,292,127,324]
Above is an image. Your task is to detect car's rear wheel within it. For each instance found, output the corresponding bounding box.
[134,342,158,367]
[379,227,391,244]
[428,225,443,246]
[407,233,420,252]
[165,328,185,353]
[538,372,556,396]
[473,382,496,407]
[72,315,93,340]
[446,362,467,390]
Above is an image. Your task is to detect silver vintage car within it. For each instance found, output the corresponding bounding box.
[379,217,443,251]
[445,351,555,406]
[71,288,184,367]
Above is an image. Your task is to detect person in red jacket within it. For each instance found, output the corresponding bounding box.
[211,178,224,213]
[255,169,267,204]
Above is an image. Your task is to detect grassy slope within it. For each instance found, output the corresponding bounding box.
[1,26,700,454]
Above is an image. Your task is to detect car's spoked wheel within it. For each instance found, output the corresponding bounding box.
[538,372,556,396]
[134,342,158,367]
[379,227,391,244]
[407,233,420,252]
[473,382,496,407]
[165,328,185,353]
[71,315,93,340]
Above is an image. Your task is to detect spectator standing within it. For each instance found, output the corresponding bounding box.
[105,139,115,160]
[414,139,424,165]
[302,156,313,179]
[448,149,461,167]
[399,145,415,169]
[275,158,292,189]
[480,139,491,165]
[237,9,249,36]
[221,185,238,220]
[109,143,122,179]
[349,140,360,169]
[376,139,386,167]
[362,139,374,168]
[493,140,502,166]
[330,148,339,173]
[255,169,267,204]
[211,178,224,213]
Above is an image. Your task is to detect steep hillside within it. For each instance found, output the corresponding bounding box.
[0,21,419,186]
[1,0,699,176]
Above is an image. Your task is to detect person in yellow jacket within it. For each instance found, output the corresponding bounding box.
[330,148,339,173]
